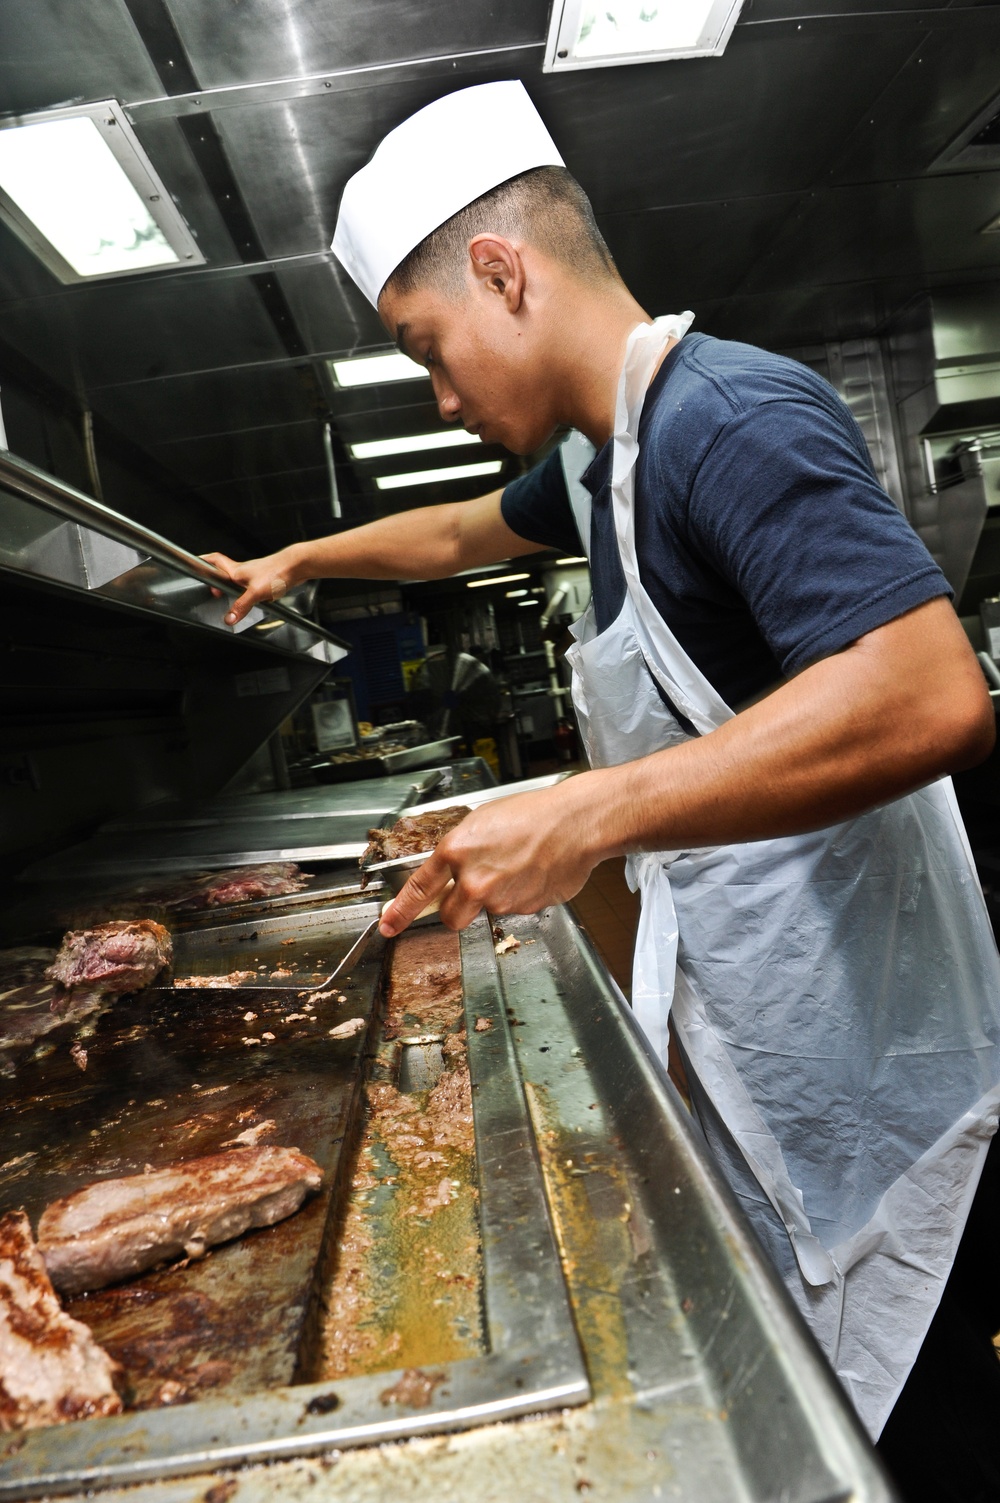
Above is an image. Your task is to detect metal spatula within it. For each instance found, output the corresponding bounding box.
[170,916,380,992]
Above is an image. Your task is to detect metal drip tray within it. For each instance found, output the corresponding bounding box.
[0,915,589,1499]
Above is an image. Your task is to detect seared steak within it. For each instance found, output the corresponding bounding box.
[38,1146,323,1296]
[45,920,172,996]
[0,1211,122,1431]
[362,805,471,867]
[162,863,311,912]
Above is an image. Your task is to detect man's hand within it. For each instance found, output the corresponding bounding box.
[379,780,605,936]
[202,546,304,626]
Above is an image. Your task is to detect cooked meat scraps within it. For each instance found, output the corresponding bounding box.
[173,970,256,989]
[362,805,471,866]
[0,1211,122,1432]
[162,863,312,912]
[45,920,172,996]
[38,1146,323,1296]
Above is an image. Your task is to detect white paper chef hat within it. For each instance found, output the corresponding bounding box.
[332,81,565,307]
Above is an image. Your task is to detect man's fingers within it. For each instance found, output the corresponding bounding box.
[436,880,487,932]
[223,574,286,625]
[379,853,454,936]
[225,588,258,626]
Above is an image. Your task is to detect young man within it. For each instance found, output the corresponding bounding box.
[205,82,1000,1497]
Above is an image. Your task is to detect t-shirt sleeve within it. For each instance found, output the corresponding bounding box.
[500,446,584,556]
[684,399,951,675]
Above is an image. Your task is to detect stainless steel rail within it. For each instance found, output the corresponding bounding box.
[0,449,344,649]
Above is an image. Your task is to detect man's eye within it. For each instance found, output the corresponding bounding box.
[424,352,434,369]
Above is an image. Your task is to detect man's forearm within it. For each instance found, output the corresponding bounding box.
[289,502,465,582]
[381,598,994,935]
[585,599,994,860]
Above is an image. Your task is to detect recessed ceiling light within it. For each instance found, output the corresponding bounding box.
[0,101,202,283]
[329,350,428,388]
[519,599,541,607]
[375,460,503,491]
[349,429,481,460]
[544,0,745,71]
[505,589,529,598]
[555,556,588,565]
[466,573,530,589]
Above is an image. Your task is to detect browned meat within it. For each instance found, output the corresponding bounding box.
[162,863,312,912]
[38,1146,323,1296]
[45,920,172,996]
[0,948,106,1056]
[362,805,471,866]
[0,1211,122,1432]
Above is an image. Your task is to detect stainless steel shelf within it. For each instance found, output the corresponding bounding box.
[0,450,347,666]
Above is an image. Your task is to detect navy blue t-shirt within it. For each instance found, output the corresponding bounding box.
[501,333,949,711]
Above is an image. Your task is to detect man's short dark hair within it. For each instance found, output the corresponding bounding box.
[383,165,617,302]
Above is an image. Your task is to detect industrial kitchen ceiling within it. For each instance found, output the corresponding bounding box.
[0,0,998,560]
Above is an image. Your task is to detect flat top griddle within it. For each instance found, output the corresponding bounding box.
[0,899,387,1410]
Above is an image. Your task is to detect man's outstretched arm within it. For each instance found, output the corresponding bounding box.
[203,488,547,625]
[382,596,994,934]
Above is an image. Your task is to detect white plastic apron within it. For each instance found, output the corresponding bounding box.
[563,315,1000,1438]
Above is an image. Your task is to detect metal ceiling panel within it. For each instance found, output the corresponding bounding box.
[738,170,1000,294]
[539,32,923,215]
[165,0,549,90]
[210,58,549,261]
[828,26,1000,184]
[129,117,246,263]
[38,278,291,390]
[91,362,323,443]
[274,258,385,354]
[745,0,954,14]
[600,194,804,309]
[147,420,327,486]
[0,0,161,116]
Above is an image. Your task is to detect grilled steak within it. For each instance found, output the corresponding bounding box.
[38,1146,323,1296]
[0,1211,122,1431]
[362,805,471,866]
[161,863,311,912]
[45,920,172,996]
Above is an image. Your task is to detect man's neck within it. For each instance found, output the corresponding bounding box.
[555,285,662,448]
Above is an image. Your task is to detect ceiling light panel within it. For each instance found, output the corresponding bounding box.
[350,429,481,460]
[544,0,745,71]
[0,101,203,283]
[329,351,428,388]
[375,460,503,491]
[467,573,531,589]
[555,556,589,565]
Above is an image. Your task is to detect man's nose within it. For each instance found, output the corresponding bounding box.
[432,374,461,421]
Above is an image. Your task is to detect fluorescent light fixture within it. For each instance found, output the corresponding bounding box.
[555,556,588,565]
[466,573,530,589]
[375,460,502,491]
[350,429,480,460]
[329,350,428,388]
[505,589,529,598]
[519,599,541,607]
[0,101,203,283]
[544,0,745,71]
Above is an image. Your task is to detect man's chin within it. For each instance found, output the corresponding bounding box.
[501,422,558,458]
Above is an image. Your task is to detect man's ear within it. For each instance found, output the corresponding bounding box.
[468,235,525,312]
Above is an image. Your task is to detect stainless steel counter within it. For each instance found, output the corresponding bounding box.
[0,895,894,1502]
